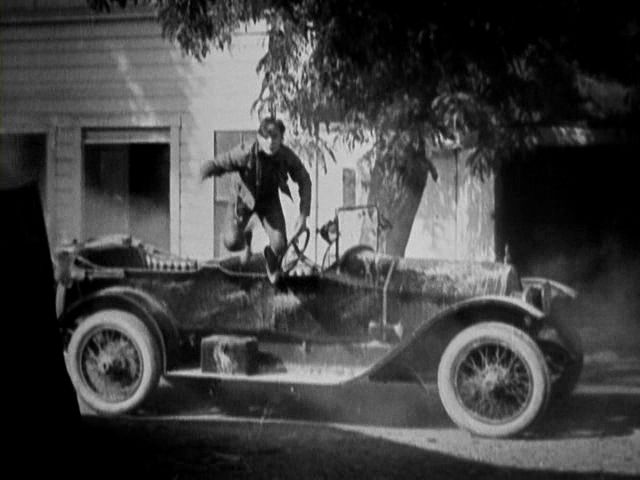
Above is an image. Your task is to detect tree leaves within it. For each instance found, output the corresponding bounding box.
[89,0,639,174]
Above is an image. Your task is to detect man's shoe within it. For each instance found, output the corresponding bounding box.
[264,246,281,284]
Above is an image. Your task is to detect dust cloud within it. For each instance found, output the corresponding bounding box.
[526,237,640,357]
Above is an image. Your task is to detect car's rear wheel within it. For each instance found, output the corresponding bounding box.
[437,322,550,437]
[67,309,161,415]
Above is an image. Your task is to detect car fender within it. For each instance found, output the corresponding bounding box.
[59,286,181,372]
[518,277,581,356]
[365,295,546,382]
[521,277,578,300]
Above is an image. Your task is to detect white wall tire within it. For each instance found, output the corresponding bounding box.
[438,322,550,438]
[67,309,161,415]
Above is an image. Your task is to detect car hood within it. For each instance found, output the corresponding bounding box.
[337,249,521,299]
[395,256,520,297]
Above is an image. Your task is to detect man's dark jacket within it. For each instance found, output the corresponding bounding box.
[202,141,311,217]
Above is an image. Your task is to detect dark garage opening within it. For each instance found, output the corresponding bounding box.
[497,144,640,351]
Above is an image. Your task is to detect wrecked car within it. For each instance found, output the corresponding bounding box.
[54,205,582,438]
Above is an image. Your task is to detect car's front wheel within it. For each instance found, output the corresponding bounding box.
[67,309,161,415]
[437,322,550,438]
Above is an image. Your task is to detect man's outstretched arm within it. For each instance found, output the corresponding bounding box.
[200,143,250,180]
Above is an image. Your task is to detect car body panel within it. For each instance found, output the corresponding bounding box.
[55,234,578,386]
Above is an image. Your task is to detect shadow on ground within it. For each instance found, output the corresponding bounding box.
[81,412,638,480]
[139,379,452,428]
[531,389,640,439]
[131,370,640,440]
[78,355,640,479]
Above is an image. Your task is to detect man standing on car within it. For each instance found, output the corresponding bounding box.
[201,117,312,283]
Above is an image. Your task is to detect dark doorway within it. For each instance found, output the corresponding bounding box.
[497,144,640,352]
[497,144,640,286]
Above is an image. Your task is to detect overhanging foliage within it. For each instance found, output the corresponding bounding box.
[89,0,639,175]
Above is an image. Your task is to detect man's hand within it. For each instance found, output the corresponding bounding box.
[293,214,308,237]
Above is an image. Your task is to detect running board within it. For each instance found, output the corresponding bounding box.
[165,365,369,385]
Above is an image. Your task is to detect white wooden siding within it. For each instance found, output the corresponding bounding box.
[2,11,498,261]
[1,13,266,258]
[405,149,495,261]
[53,126,82,245]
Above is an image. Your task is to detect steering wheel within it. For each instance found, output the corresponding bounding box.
[281,227,311,274]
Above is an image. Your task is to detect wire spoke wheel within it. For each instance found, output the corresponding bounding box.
[67,309,161,415]
[80,327,143,403]
[438,322,550,437]
[455,343,533,423]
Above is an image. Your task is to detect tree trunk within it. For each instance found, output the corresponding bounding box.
[361,148,433,256]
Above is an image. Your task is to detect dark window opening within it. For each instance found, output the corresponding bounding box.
[342,168,356,207]
[84,143,170,251]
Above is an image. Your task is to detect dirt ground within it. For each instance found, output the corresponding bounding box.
[78,341,640,480]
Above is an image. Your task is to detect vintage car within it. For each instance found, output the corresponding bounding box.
[54,206,582,438]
